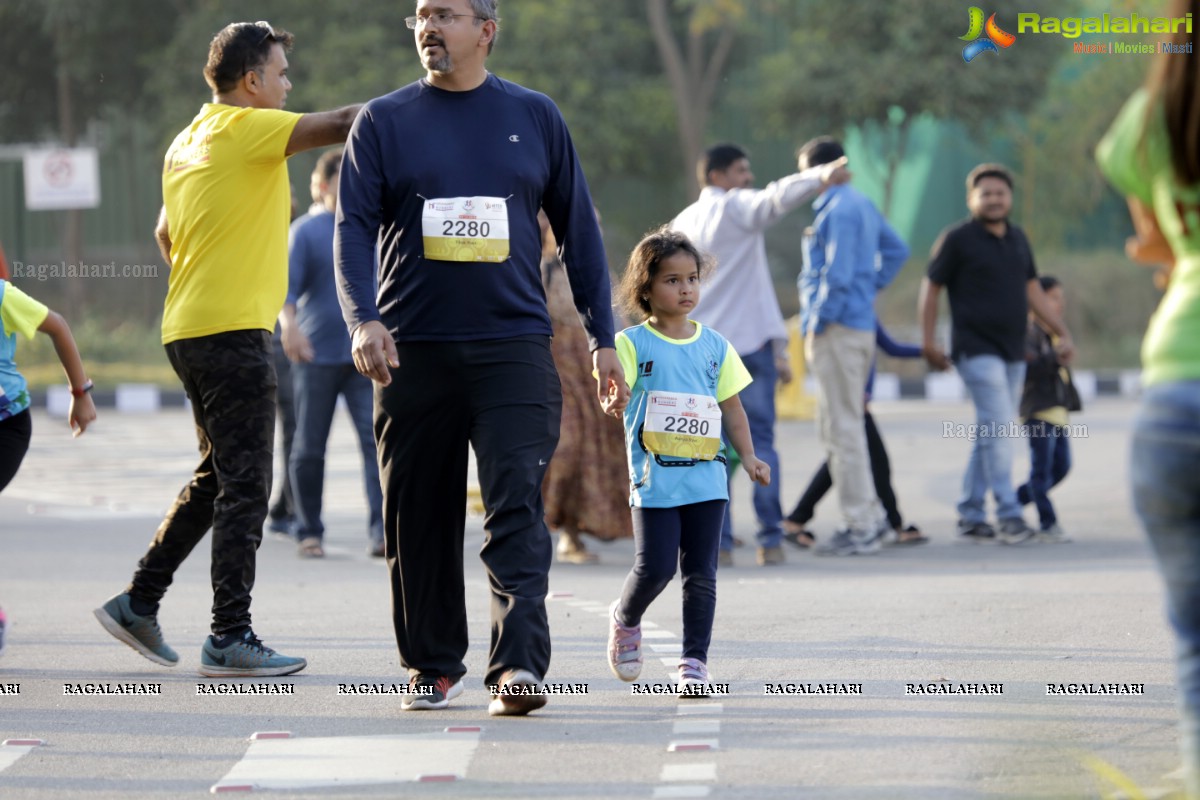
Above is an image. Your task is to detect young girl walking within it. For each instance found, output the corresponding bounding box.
[1,277,97,657]
[601,227,770,695]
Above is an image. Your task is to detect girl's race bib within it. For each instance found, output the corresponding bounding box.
[642,390,722,460]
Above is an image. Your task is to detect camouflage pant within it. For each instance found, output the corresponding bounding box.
[128,330,275,636]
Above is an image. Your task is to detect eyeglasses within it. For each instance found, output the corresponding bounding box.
[404,12,486,29]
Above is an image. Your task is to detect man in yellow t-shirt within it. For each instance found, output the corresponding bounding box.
[94,20,361,678]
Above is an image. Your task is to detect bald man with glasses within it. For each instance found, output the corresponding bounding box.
[337,0,622,716]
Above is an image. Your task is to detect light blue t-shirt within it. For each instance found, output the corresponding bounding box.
[0,280,50,421]
[616,321,752,508]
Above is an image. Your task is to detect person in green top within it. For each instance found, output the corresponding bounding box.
[1096,1,1200,792]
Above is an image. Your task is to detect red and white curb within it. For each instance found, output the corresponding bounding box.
[0,738,45,775]
[209,730,479,793]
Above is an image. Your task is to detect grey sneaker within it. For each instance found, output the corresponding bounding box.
[997,518,1036,545]
[402,674,464,710]
[815,529,879,556]
[199,630,306,677]
[956,520,997,544]
[488,668,547,716]
[94,593,179,666]
[1037,523,1072,543]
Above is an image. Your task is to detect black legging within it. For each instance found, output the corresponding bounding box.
[786,409,903,530]
[0,409,33,494]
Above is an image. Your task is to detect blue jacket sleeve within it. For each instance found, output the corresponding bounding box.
[334,107,384,333]
[875,322,922,359]
[811,205,860,333]
[538,100,615,351]
[875,218,909,290]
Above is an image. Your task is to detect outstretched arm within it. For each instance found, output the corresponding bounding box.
[286,105,363,156]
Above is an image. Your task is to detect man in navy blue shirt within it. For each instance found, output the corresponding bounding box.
[280,149,384,561]
[797,137,909,557]
[335,0,624,716]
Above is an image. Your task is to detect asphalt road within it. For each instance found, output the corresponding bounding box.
[0,399,1183,798]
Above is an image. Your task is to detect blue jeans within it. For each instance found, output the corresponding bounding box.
[290,362,383,544]
[720,343,783,550]
[1132,380,1200,797]
[954,354,1026,524]
[1017,419,1072,528]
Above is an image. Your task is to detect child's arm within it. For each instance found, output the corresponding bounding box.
[719,394,770,486]
[38,311,96,436]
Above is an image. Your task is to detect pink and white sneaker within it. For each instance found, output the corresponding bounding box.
[677,657,710,698]
[607,601,642,682]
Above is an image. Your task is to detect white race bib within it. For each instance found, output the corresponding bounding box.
[642,390,722,460]
[421,196,510,263]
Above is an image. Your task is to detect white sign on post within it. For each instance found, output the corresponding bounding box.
[23,148,101,210]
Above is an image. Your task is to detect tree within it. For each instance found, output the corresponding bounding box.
[757,0,1061,216]
[0,0,181,316]
[646,0,747,199]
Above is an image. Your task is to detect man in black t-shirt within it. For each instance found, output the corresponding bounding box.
[918,163,1074,545]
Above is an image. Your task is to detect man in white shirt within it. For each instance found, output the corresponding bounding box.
[670,143,846,566]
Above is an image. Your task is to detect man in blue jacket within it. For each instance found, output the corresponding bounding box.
[797,137,909,557]
[334,0,624,716]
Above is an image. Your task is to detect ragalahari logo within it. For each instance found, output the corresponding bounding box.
[960,7,1016,62]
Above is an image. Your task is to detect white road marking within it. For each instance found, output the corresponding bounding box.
[211,732,479,792]
[672,719,720,736]
[0,744,38,774]
[661,763,718,782]
[677,703,723,716]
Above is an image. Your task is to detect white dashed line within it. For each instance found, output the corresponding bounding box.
[211,731,479,792]
[672,719,720,736]
[661,763,718,781]
[0,740,42,775]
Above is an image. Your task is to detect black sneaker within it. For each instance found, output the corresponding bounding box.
[956,520,997,544]
[401,674,463,711]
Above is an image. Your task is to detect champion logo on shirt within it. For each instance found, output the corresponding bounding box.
[509,134,520,142]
